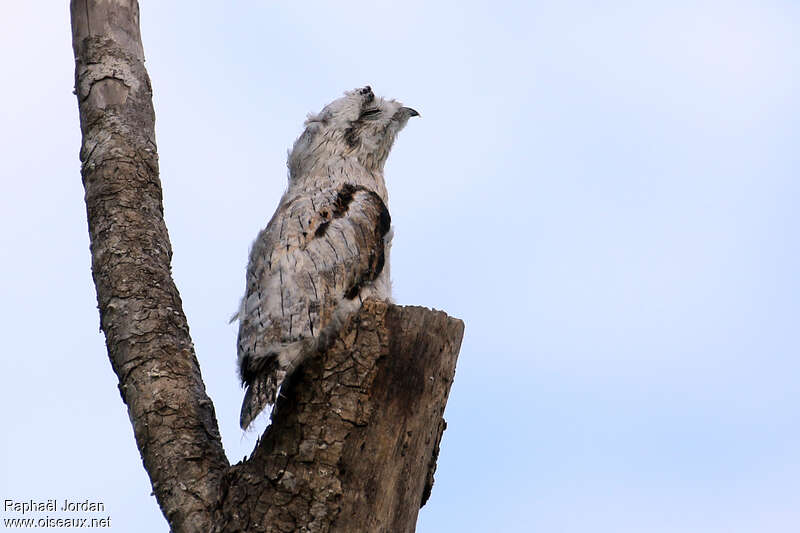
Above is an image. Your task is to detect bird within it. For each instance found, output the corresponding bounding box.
[232,86,419,429]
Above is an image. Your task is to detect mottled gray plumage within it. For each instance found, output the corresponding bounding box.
[233,86,418,429]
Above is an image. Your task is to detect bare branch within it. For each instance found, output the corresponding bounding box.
[70,2,228,531]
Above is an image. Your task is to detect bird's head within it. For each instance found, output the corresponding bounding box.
[288,86,419,177]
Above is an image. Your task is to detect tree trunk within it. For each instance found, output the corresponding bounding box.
[70,2,464,532]
[212,301,463,532]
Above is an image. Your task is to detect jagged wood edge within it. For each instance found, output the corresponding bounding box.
[212,300,464,533]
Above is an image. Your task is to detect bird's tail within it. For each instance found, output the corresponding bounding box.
[239,339,310,429]
[238,298,362,430]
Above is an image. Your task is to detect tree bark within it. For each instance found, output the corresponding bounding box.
[71,2,463,532]
[70,1,229,530]
[212,300,463,532]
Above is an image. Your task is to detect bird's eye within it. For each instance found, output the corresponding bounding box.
[360,108,381,119]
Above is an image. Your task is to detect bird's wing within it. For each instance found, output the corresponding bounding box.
[236,183,390,428]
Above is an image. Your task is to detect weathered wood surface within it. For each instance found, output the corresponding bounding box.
[212,301,464,533]
[71,1,229,530]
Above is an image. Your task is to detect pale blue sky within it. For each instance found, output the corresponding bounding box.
[2,2,799,532]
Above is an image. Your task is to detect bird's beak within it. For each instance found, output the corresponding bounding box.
[402,107,420,117]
